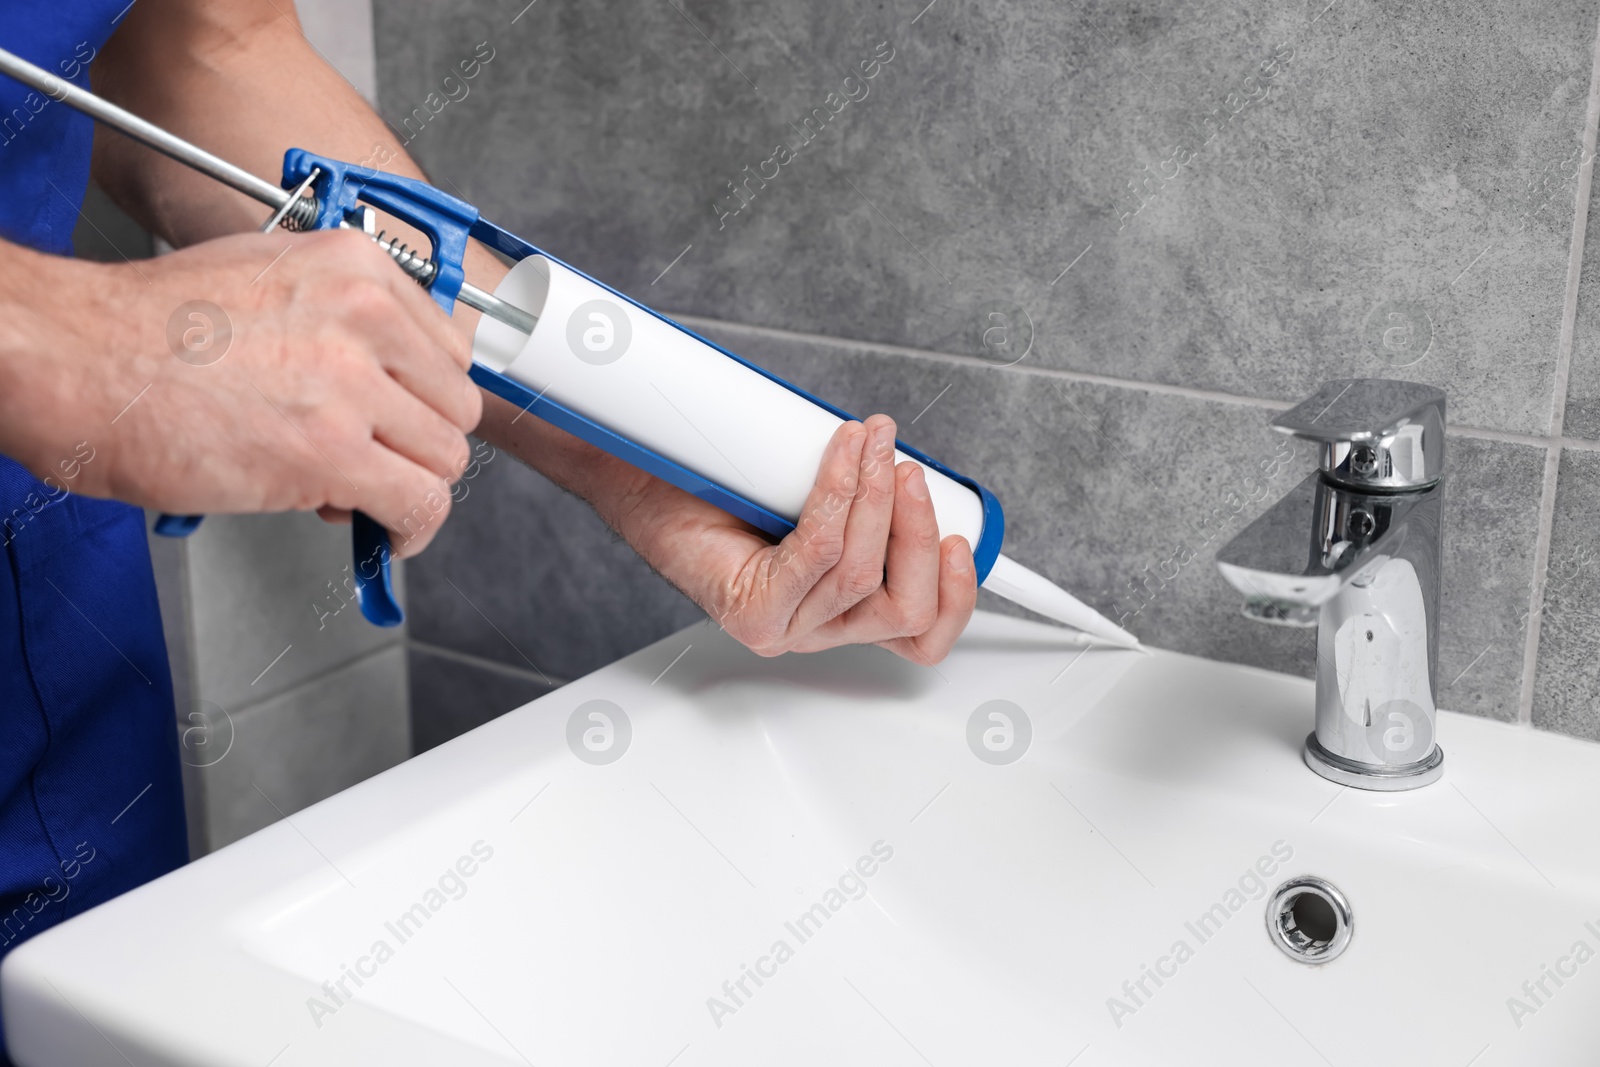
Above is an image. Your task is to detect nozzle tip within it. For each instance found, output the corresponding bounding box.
[1083,621,1144,651]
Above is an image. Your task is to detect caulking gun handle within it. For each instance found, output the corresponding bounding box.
[152,514,204,537]
[352,513,403,627]
[283,148,485,628]
[282,148,485,630]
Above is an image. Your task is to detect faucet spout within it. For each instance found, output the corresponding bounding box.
[1218,472,1441,618]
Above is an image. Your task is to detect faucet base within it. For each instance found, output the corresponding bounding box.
[1303,733,1444,791]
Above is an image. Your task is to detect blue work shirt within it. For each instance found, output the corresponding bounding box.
[0,3,189,1061]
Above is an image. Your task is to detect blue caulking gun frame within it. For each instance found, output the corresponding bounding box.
[230,149,1005,628]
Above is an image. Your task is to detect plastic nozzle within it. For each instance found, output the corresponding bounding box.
[981,554,1142,649]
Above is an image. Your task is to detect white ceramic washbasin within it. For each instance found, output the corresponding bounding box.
[5,610,1600,1066]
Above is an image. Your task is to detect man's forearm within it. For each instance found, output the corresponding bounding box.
[92,1,411,248]
[0,247,132,478]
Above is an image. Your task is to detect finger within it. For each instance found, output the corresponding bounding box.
[741,421,865,636]
[343,230,475,373]
[878,462,943,631]
[344,444,457,559]
[789,414,898,632]
[373,294,481,432]
[370,375,473,483]
[788,460,942,652]
[380,339,483,435]
[881,536,979,666]
[317,506,353,524]
[344,272,481,433]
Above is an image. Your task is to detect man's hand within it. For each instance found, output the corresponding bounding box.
[1,229,480,557]
[488,403,979,666]
[696,416,979,664]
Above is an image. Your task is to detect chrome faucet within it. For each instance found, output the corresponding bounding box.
[1216,380,1446,790]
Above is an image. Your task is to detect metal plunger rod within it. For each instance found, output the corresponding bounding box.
[0,47,536,336]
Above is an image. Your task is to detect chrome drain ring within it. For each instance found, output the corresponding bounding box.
[1266,876,1353,964]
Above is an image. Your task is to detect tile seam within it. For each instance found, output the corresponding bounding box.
[1450,425,1547,448]
[229,641,403,716]
[408,638,570,688]
[674,313,1600,444]
[672,313,1292,412]
[1516,5,1600,725]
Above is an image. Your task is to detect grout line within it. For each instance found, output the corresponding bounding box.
[1450,424,1549,448]
[1516,4,1600,725]
[674,312,1600,449]
[230,640,403,716]
[1447,426,1600,451]
[408,639,569,689]
[674,313,1293,412]
[156,515,209,856]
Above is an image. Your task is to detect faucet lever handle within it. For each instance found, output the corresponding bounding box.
[1272,379,1445,489]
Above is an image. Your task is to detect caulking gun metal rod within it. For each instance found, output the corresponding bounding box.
[457,284,538,334]
[0,46,537,336]
[0,47,289,211]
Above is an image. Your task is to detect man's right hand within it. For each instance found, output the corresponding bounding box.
[0,229,481,557]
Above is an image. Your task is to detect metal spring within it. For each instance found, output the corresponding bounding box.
[272,197,439,288]
[278,194,321,231]
[371,230,438,286]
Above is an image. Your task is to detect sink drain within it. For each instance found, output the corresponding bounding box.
[1266,876,1352,964]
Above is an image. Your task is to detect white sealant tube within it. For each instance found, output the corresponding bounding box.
[473,255,1140,649]
[474,255,984,542]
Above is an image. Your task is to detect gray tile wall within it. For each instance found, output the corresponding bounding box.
[148,511,412,855]
[376,0,1600,740]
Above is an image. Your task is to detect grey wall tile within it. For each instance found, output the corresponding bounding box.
[296,0,378,103]
[405,442,704,681]
[72,183,152,263]
[377,0,1596,435]
[1433,436,1548,721]
[1532,448,1600,739]
[152,512,411,856]
[408,644,558,754]
[198,646,411,851]
[687,321,1543,719]
[1563,159,1600,441]
[144,518,201,860]
[185,511,402,710]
